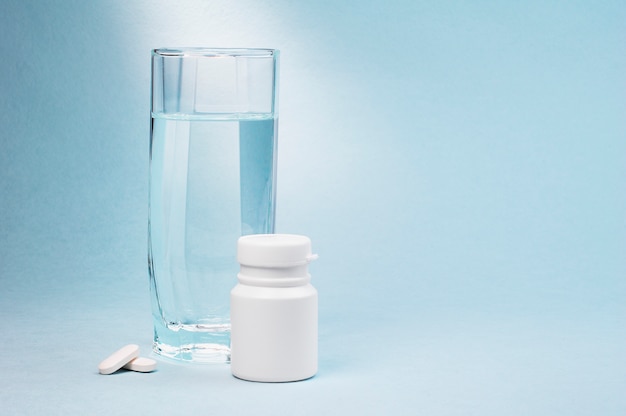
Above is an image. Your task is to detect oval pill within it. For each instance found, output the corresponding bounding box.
[123,357,157,373]
[98,344,140,375]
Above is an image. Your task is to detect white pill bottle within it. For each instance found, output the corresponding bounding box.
[230,234,318,382]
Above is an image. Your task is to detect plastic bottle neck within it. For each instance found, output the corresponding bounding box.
[237,264,310,288]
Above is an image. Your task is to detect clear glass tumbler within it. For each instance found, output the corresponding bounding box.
[148,48,279,363]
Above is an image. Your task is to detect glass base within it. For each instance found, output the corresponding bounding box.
[153,321,231,363]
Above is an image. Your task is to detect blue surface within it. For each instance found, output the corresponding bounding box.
[1,1,624,414]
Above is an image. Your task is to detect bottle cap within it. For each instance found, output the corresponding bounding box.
[237,234,318,268]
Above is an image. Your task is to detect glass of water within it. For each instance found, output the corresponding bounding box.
[148,48,279,363]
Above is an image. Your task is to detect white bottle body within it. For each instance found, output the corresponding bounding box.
[230,282,318,382]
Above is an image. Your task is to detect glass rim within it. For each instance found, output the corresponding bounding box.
[152,47,278,58]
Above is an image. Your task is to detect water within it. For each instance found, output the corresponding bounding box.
[148,113,277,363]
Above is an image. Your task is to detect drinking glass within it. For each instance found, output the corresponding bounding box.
[148,48,279,363]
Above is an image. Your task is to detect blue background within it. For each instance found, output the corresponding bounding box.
[1,1,624,414]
